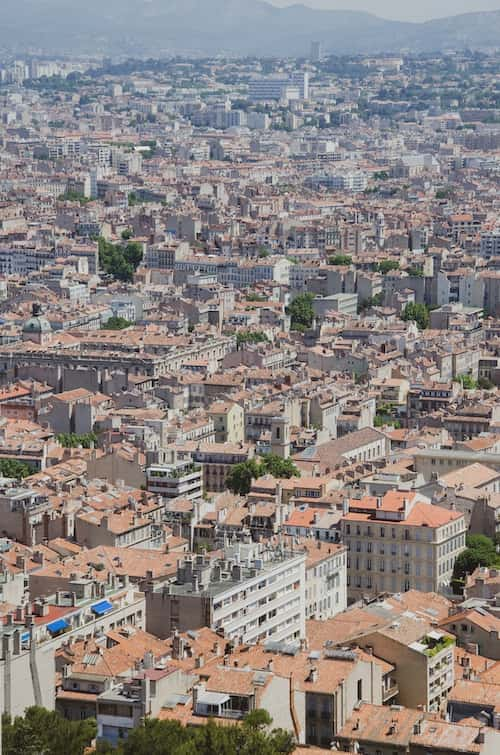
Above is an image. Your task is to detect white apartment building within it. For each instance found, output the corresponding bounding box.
[146,461,203,501]
[480,229,500,259]
[248,72,309,101]
[303,541,347,621]
[306,171,368,193]
[146,541,306,645]
[341,491,466,602]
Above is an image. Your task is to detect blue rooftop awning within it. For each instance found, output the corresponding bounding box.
[91,600,113,616]
[47,618,69,634]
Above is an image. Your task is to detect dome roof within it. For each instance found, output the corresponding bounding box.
[22,304,52,334]
[23,316,52,334]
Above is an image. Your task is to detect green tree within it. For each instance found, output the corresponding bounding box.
[453,534,499,582]
[478,376,494,389]
[225,459,262,495]
[358,292,383,312]
[245,292,266,302]
[0,459,34,479]
[102,316,133,330]
[244,708,273,729]
[401,302,430,330]
[407,265,424,277]
[286,292,314,332]
[58,190,91,205]
[3,707,96,755]
[98,238,143,282]
[377,259,399,274]
[454,374,477,390]
[259,454,300,479]
[57,432,98,449]
[236,330,268,346]
[97,712,294,755]
[328,254,352,266]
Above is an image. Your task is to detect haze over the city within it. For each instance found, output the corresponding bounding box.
[270,0,500,22]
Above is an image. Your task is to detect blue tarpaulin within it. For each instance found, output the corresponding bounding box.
[91,600,113,615]
[47,618,69,634]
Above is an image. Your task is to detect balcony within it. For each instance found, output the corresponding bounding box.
[382,684,399,702]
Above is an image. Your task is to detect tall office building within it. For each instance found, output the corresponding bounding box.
[310,41,323,61]
[249,71,309,101]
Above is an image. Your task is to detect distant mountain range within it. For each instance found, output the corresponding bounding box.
[2,1,500,57]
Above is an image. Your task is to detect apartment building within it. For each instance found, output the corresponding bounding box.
[0,580,145,717]
[335,702,499,755]
[357,618,456,713]
[439,609,500,660]
[192,442,254,493]
[146,541,306,645]
[97,665,191,746]
[146,461,203,501]
[341,491,466,602]
[302,540,347,621]
[207,400,245,444]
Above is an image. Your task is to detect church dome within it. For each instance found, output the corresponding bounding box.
[22,303,52,335]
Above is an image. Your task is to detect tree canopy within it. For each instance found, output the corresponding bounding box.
[377,259,399,274]
[102,316,133,330]
[286,293,314,332]
[453,534,500,583]
[0,459,35,479]
[95,711,294,755]
[98,237,143,282]
[225,454,300,495]
[2,707,96,755]
[328,254,352,266]
[236,330,268,346]
[454,374,477,390]
[401,302,430,330]
[56,432,98,449]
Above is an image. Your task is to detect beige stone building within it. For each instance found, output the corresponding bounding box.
[357,618,456,712]
[335,701,500,755]
[207,400,244,444]
[341,490,466,602]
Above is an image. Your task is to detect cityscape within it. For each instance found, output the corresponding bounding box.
[0,7,500,754]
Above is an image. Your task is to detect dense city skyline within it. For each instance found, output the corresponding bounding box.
[0,10,499,755]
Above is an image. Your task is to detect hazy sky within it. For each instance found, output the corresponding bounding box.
[269,0,500,23]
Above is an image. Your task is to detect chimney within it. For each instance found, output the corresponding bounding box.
[388,720,398,735]
[143,651,154,669]
[192,683,204,710]
[15,606,25,623]
[376,497,382,509]
[267,658,274,672]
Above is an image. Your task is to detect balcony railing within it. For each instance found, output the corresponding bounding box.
[382,684,399,702]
